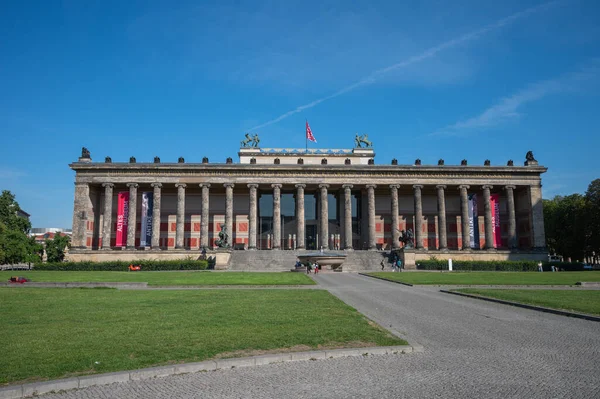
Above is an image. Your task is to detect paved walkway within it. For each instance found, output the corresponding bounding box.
[41,273,600,398]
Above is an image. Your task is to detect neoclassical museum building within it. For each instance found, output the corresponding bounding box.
[68,141,548,268]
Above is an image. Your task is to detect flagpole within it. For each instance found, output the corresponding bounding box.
[305,119,307,153]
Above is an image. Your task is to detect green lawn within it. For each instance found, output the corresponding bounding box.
[455,288,600,316]
[0,271,315,286]
[0,288,404,385]
[367,271,600,285]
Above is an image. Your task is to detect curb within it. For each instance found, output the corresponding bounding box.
[0,282,147,289]
[0,345,416,399]
[440,290,600,322]
[358,273,413,286]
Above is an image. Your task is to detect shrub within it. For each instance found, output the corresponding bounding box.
[415,259,586,272]
[34,259,209,271]
[415,260,538,271]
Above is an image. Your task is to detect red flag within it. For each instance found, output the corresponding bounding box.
[306,121,317,143]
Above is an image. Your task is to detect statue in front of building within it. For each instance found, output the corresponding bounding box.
[241,133,260,148]
[215,223,230,248]
[399,229,414,249]
[354,133,373,148]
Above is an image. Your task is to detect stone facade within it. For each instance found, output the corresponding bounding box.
[69,147,548,265]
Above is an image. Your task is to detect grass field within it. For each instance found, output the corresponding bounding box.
[0,288,405,385]
[455,288,600,316]
[0,271,315,286]
[367,271,600,285]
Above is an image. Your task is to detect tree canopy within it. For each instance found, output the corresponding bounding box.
[544,178,600,263]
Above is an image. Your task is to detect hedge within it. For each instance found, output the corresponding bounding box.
[33,259,210,271]
[414,260,585,272]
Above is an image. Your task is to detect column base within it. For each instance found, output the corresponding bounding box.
[272,247,281,251]
[126,246,136,250]
[344,247,354,251]
[296,246,305,250]
[100,247,112,251]
[248,246,257,250]
[151,247,163,251]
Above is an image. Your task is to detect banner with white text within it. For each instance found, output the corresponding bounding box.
[491,193,501,248]
[140,192,153,247]
[468,193,480,249]
[116,191,129,247]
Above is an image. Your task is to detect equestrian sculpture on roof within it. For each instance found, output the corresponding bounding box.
[354,133,373,148]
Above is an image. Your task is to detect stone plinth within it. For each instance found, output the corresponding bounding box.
[67,249,232,269]
[399,248,549,269]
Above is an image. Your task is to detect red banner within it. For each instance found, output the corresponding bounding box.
[116,191,129,247]
[490,193,501,248]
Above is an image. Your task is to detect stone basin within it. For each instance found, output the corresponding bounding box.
[297,252,347,271]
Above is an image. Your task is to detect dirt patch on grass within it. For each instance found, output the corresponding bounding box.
[211,341,379,360]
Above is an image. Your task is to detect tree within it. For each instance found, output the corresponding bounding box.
[0,190,31,234]
[585,178,600,262]
[0,190,36,265]
[543,194,587,261]
[45,235,70,263]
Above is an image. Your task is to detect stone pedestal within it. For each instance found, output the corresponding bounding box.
[211,249,232,270]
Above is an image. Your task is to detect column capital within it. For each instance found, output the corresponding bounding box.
[412,184,423,190]
[319,184,330,189]
[271,183,282,189]
[436,185,447,190]
[342,184,354,189]
[247,183,259,189]
[102,183,114,188]
[126,183,138,188]
[150,182,162,188]
[295,183,306,189]
[482,184,493,190]
[458,185,470,190]
[175,183,187,189]
[365,184,377,189]
[389,184,400,190]
[199,183,211,188]
[504,185,516,190]
[223,183,234,188]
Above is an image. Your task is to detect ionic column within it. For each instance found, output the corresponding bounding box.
[151,183,162,249]
[366,184,377,250]
[199,184,210,248]
[390,185,400,249]
[413,185,424,249]
[295,184,306,249]
[101,183,114,249]
[505,185,517,249]
[436,185,448,250]
[483,185,494,250]
[126,183,138,249]
[459,185,470,250]
[319,184,329,249]
[224,183,234,246]
[175,183,186,249]
[529,184,546,249]
[248,184,258,250]
[343,184,353,250]
[272,184,282,250]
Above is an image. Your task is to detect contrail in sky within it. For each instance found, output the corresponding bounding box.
[248,1,559,132]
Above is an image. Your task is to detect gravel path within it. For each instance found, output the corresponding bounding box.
[40,273,600,398]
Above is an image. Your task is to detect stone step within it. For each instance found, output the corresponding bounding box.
[228,250,391,271]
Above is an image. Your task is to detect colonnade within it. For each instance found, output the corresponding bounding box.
[87,182,530,251]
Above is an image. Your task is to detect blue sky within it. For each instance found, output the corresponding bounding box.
[1,0,599,228]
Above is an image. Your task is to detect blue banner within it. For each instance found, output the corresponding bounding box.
[468,193,479,249]
[140,192,153,247]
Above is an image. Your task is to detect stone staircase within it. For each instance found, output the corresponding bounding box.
[228,250,389,272]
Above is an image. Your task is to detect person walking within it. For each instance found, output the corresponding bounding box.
[314,261,319,274]
[396,258,402,272]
